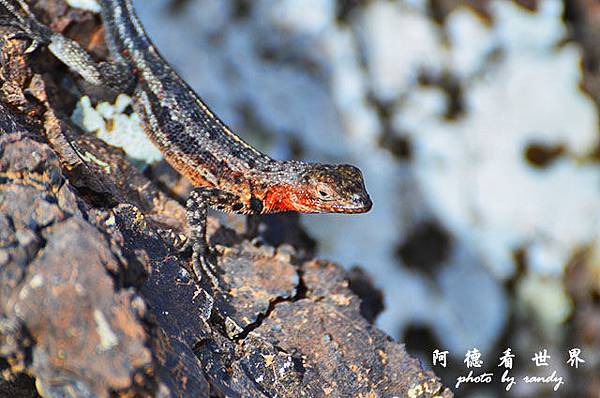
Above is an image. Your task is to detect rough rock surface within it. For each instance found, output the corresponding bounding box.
[0,1,452,397]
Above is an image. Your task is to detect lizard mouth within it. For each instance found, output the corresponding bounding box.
[332,195,373,213]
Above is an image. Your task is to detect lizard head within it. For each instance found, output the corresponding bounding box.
[275,164,372,214]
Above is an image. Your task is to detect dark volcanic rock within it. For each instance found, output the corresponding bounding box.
[0,3,452,397]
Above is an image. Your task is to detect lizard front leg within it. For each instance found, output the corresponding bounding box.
[185,187,245,288]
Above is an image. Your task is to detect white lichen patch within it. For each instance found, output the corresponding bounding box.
[72,95,163,164]
[358,1,446,101]
[94,309,119,351]
[517,274,573,333]
[397,0,600,279]
[66,0,101,12]
[29,274,44,289]
[266,0,335,35]
[446,8,494,79]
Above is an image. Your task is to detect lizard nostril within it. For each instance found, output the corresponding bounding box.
[360,194,373,209]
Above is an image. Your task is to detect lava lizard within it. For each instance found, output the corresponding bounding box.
[0,0,372,286]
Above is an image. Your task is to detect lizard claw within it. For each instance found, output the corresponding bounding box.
[24,38,41,53]
[178,236,193,255]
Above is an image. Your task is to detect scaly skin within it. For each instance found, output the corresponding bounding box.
[0,0,372,285]
[96,0,372,216]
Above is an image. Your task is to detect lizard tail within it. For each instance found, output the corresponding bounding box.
[98,0,153,66]
[0,0,53,45]
[0,0,133,89]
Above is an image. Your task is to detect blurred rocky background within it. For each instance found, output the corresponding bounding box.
[1,0,597,396]
[1,0,456,396]
[115,0,598,396]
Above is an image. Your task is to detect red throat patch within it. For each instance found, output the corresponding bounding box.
[263,184,299,213]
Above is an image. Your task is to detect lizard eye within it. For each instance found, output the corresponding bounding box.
[316,184,335,200]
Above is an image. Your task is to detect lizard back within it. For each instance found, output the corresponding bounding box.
[98,0,280,189]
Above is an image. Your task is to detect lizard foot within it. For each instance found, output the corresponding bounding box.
[178,235,193,256]
[191,243,222,291]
